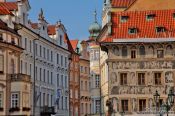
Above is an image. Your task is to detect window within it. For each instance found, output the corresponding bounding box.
[43,93,45,106]
[128,28,137,34]
[65,97,67,109]
[138,73,145,85]
[121,100,128,112]
[95,100,100,113]
[95,75,100,88]
[139,46,145,56]
[47,49,49,60]
[65,57,67,67]
[51,51,53,62]
[43,47,46,59]
[122,46,127,57]
[85,67,87,74]
[43,69,46,82]
[80,66,83,73]
[61,55,63,66]
[157,50,164,58]
[47,94,49,106]
[120,73,127,85]
[57,74,59,87]
[29,40,32,52]
[0,93,3,107]
[40,68,42,81]
[156,26,165,33]
[146,14,155,20]
[60,35,63,46]
[61,75,63,87]
[11,93,19,108]
[25,38,27,49]
[47,70,49,83]
[40,45,42,57]
[81,81,83,90]
[20,60,23,73]
[35,66,38,80]
[173,13,175,18]
[57,54,59,64]
[51,72,53,84]
[120,16,129,22]
[35,43,38,56]
[139,99,146,111]
[65,76,67,88]
[131,50,136,59]
[85,81,87,91]
[29,64,32,75]
[61,96,63,109]
[154,73,161,85]
[51,95,53,106]
[0,55,3,73]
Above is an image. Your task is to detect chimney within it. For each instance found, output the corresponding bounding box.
[0,0,6,2]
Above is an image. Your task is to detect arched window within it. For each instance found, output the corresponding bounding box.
[139,46,145,56]
[166,45,173,56]
[112,46,119,56]
[122,46,127,57]
[131,46,136,58]
[148,45,154,56]
[0,48,3,73]
[157,44,164,58]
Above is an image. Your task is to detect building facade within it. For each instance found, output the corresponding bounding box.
[88,11,102,115]
[79,41,91,116]
[0,18,31,115]
[69,40,80,116]
[0,0,71,115]
[98,2,175,115]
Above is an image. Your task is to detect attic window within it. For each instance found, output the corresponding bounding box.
[120,16,129,22]
[156,26,166,33]
[173,13,175,18]
[128,28,138,34]
[146,14,155,20]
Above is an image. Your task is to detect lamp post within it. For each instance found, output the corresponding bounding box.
[153,89,175,116]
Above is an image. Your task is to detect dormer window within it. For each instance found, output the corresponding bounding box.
[146,14,155,21]
[120,16,129,22]
[128,28,138,34]
[60,35,63,46]
[156,26,165,33]
[173,13,175,19]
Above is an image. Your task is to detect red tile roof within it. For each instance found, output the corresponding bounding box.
[0,2,18,11]
[47,25,56,35]
[0,7,13,15]
[101,9,175,42]
[111,0,136,8]
[64,34,75,53]
[70,40,79,51]
[30,23,38,29]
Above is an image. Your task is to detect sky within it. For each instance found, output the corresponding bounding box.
[27,0,103,40]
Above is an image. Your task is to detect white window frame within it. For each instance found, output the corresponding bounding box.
[11,92,19,108]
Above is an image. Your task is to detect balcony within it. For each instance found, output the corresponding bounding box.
[9,74,31,83]
[40,106,55,116]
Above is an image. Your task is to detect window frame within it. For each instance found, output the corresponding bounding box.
[11,92,20,108]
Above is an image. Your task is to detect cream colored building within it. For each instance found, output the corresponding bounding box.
[0,18,31,115]
[79,41,91,116]
[98,1,175,115]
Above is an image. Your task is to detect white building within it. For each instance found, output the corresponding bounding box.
[0,0,71,115]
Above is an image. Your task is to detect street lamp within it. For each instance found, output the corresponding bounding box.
[153,89,175,116]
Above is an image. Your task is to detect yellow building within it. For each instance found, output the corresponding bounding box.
[0,19,31,116]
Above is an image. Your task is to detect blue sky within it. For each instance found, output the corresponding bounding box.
[28,0,103,40]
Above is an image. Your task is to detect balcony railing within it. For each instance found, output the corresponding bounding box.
[9,74,31,83]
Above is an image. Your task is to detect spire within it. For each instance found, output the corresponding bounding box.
[38,8,45,20]
[93,10,97,23]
